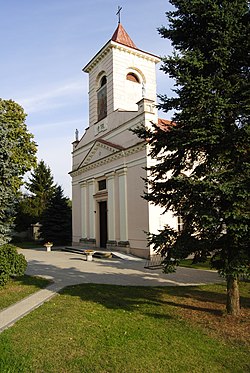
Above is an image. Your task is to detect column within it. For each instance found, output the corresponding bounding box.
[80,182,87,238]
[106,172,116,240]
[87,179,95,238]
[117,168,128,241]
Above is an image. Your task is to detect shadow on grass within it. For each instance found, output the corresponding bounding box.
[14,241,44,249]
[60,281,249,317]
[0,274,52,311]
[61,283,167,312]
[60,283,225,317]
[13,274,52,288]
[20,248,249,317]
[165,300,223,315]
[162,283,250,309]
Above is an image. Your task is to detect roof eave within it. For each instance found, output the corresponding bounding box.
[83,40,161,73]
[82,40,112,73]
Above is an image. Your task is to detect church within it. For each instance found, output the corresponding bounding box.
[70,21,178,258]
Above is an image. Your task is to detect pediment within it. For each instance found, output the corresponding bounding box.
[79,139,124,167]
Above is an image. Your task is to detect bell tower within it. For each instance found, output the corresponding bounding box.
[83,23,161,128]
[71,18,168,258]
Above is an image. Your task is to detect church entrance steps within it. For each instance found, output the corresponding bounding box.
[62,246,143,261]
[111,252,143,261]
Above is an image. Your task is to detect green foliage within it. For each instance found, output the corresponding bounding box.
[0,99,37,244]
[0,244,27,286]
[40,185,72,245]
[26,160,55,214]
[134,0,249,312]
[15,162,71,245]
[14,193,35,232]
[15,161,56,232]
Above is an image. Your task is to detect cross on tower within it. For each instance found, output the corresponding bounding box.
[116,6,122,24]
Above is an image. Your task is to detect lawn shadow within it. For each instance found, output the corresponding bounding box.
[13,274,52,289]
[60,283,227,317]
[61,282,176,319]
[20,248,248,318]
[163,284,250,309]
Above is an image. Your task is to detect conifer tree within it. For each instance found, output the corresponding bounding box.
[135,0,249,315]
[25,160,56,221]
[15,193,35,233]
[40,185,72,245]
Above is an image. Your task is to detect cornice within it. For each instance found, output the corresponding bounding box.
[83,39,111,73]
[80,140,120,168]
[84,41,160,73]
[111,42,161,63]
[70,141,146,178]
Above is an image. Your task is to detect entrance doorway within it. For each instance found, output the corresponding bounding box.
[99,201,107,248]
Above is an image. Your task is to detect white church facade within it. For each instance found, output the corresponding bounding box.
[70,23,178,258]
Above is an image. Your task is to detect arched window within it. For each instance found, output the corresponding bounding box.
[100,76,107,86]
[97,75,107,121]
[126,72,140,83]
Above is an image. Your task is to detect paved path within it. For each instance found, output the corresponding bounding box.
[0,248,222,333]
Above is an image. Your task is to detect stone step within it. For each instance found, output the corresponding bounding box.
[62,247,113,259]
[61,247,142,261]
[62,246,85,254]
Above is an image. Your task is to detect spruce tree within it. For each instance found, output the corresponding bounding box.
[135,0,249,315]
[15,193,35,233]
[25,160,56,221]
[40,185,72,245]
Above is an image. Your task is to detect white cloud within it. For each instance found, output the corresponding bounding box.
[16,80,86,113]
[29,118,85,131]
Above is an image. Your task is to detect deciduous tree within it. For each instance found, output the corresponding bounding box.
[0,99,37,244]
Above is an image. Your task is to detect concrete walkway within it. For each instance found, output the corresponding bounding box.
[0,248,222,333]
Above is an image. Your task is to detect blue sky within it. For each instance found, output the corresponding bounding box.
[1,0,173,197]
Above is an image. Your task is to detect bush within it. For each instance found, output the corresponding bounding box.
[0,244,27,286]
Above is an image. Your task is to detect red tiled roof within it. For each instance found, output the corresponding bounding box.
[111,23,137,49]
[83,23,160,72]
[98,138,125,150]
[157,118,173,131]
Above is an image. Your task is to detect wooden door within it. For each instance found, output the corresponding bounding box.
[99,201,107,248]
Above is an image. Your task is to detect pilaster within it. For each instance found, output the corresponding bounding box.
[117,167,128,241]
[80,182,87,238]
[106,172,116,240]
[87,179,96,238]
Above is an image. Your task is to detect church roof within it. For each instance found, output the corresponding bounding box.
[157,118,173,131]
[83,23,160,73]
[98,138,125,150]
[111,23,137,49]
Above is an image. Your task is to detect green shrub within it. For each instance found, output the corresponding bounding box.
[0,244,27,286]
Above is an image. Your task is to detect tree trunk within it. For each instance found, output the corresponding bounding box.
[226,276,240,316]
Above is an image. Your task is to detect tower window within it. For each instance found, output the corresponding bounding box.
[126,72,140,83]
[97,75,107,121]
[100,76,107,86]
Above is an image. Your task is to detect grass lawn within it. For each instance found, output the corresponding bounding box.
[0,275,51,311]
[0,282,249,373]
[13,241,44,249]
[179,259,213,270]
